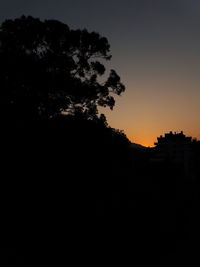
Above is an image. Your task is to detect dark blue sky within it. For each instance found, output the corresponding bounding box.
[1,0,200,145]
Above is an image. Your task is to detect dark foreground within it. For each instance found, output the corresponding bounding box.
[2,124,200,266]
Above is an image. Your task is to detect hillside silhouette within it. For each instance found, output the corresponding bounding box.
[1,16,200,266]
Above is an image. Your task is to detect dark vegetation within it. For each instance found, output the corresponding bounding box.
[2,16,200,266]
[0,15,130,255]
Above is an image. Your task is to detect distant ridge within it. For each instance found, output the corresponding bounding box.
[130,143,148,150]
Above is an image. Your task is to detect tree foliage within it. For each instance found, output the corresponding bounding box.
[0,16,125,122]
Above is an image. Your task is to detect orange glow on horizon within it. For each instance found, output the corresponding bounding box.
[128,135,156,147]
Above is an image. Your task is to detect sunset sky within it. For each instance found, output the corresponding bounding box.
[1,0,200,146]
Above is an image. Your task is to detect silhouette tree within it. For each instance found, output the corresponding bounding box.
[0,15,125,124]
[0,16,131,240]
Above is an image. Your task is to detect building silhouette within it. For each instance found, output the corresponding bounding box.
[152,131,196,177]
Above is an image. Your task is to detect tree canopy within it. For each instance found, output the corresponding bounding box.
[0,15,125,123]
[1,16,134,236]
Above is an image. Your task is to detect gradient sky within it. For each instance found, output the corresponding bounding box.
[1,0,200,146]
